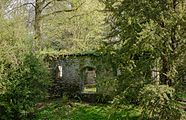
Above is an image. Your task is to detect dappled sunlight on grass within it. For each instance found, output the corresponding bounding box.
[83,87,97,93]
[83,84,97,93]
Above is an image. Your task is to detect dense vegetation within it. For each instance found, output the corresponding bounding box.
[0,0,186,120]
[100,0,186,119]
[34,98,141,120]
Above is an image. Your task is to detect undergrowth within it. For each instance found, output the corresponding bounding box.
[34,99,141,120]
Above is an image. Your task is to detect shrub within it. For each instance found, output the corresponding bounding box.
[112,77,145,105]
[139,84,181,120]
[97,76,118,99]
[0,53,50,120]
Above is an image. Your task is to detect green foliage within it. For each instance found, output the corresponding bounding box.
[115,57,153,104]
[71,105,107,120]
[176,92,186,99]
[112,83,143,105]
[34,99,141,120]
[0,53,51,120]
[0,13,50,119]
[99,3,186,120]
[101,0,186,86]
[34,100,107,120]
[97,77,117,98]
[107,106,141,120]
[139,84,181,120]
[43,0,105,53]
[175,53,186,92]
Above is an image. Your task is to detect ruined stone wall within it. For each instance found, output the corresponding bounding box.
[59,58,82,95]
[50,56,96,95]
[49,54,115,96]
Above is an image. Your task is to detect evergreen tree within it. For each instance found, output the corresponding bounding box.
[102,0,186,86]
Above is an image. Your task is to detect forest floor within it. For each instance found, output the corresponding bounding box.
[33,98,141,120]
[34,92,186,120]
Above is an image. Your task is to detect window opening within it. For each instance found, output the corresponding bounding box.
[82,67,96,93]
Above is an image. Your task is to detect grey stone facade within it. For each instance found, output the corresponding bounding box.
[48,53,98,96]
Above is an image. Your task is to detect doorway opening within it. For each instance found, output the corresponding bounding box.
[82,67,96,93]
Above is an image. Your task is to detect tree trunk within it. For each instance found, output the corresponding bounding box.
[34,0,43,50]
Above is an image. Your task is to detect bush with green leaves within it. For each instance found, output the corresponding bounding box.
[111,58,153,105]
[0,53,50,120]
[139,84,181,120]
[97,76,118,99]
[0,13,51,119]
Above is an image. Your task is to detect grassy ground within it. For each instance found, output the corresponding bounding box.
[83,84,97,93]
[83,87,96,93]
[34,99,141,120]
[33,92,186,120]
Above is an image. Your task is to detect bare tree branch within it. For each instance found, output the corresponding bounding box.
[41,1,85,18]
[22,3,36,8]
[42,1,53,10]
[5,2,35,15]
[42,0,47,3]
[42,0,71,10]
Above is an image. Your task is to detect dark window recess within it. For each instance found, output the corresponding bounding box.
[183,75,186,84]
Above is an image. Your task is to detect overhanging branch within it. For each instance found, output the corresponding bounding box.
[42,1,53,10]
[41,1,85,18]
[5,2,35,15]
